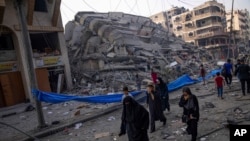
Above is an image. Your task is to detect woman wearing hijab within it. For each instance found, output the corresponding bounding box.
[179,87,199,141]
[146,84,166,133]
[122,96,149,141]
[156,77,170,111]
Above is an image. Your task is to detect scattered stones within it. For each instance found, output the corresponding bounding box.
[74,123,83,129]
[74,110,81,116]
[51,121,60,125]
[204,102,215,108]
[107,116,116,121]
[200,137,206,141]
[24,105,35,112]
[94,132,110,139]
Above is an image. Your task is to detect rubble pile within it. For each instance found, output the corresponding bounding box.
[65,12,214,93]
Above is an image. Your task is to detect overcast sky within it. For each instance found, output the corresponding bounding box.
[60,0,250,27]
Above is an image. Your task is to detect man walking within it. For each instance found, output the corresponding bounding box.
[223,59,233,87]
[235,59,250,96]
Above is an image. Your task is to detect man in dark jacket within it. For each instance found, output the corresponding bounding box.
[235,59,250,96]
[179,87,199,141]
[123,96,149,141]
[147,84,166,133]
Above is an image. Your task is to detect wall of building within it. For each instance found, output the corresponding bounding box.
[0,0,72,106]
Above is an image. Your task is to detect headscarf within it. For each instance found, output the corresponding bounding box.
[123,96,139,122]
[182,87,194,110]
[123,96,149,130]
[157,77,166,90]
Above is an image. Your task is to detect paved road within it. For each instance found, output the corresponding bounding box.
[40,81,250,141]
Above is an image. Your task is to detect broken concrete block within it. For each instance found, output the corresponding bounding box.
[94,132,110,139]
[107,52,116,58]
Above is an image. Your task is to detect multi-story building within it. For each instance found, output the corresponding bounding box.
[171,0,228,59]
[150,6,187,32]
[0,0,72,107]
[226,9,250,49]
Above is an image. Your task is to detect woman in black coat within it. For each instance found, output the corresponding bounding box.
[123,96,149,141]
[179,87,199,141]
[156,77,170,111]
[147,84,166,133]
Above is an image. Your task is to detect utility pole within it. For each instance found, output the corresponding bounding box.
[227,0,234,59]
[15,0,47,128]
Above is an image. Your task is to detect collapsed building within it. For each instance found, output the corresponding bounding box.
[65,12,215,94]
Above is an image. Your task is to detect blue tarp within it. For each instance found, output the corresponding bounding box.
[33,69,222,104]
[33,89,143,104]
[168,74,196,92]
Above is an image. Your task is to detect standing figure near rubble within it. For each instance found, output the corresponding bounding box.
[200,64,206,85]
[234,59,241,79]
[146,84,166,133]
[156,77,170,112]
[119,87,133,136]
[235,59,250,96]
[135,74,141,91]
[214,72,225,99]
[123,96,149,141]
[151,69,158,84]
[223,59,233,88]
[179,87,199,141]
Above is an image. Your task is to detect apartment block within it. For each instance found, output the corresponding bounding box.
[150,7,187,33]
[226,9,250,49]
[170,0,228,59]
[0,0,72,107]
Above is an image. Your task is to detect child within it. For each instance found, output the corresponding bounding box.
[214,72,225,99]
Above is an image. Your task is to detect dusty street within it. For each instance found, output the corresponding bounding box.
[39,79,250,141]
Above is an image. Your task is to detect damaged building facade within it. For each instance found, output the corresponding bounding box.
[150,6,188,33]
[0,0,72,107]
[65,12,214,94]
[171,0,229,59]
[226,9,250,51]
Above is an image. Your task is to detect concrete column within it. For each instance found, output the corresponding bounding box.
[15,32,33,102]
[52,0,61,26]
[27,0,35,25]
[58,32,72,89]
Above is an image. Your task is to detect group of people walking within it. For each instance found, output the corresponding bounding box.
[119,72,200,141]
[214,58,250,99]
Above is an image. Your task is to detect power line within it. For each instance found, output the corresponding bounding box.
[178,0,195,6]
[151,0,160,12]
[81,0,97,12]
[61,9,71,22]
[146,0,152,15]
[114,0,122,11]
[135,0,141,15]
[124,0,137,14]
[62,2,76,14]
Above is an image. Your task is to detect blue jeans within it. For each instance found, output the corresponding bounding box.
[217,87,223,97]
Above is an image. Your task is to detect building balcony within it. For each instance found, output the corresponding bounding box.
[204,43,227,49]
[196,31,227,39]
[194,11,223,20]
[196,22,223,30]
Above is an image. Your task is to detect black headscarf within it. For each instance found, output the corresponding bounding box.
[123,96,139,122]
[157,77,166,90]
[123,96,149,129]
